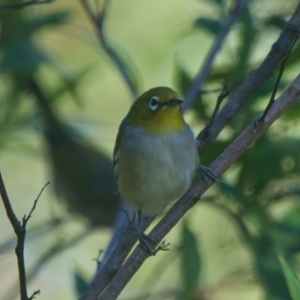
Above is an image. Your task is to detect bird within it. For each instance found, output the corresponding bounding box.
[113,86,199,253]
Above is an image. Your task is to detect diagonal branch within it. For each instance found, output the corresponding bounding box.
[183,0,249,111]
[99,73,300,300]
[79,209,153,300]
[197,3,300,152]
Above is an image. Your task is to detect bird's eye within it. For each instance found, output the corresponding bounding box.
[149,96,160,111]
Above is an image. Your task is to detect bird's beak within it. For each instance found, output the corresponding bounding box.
[166,98,184,107]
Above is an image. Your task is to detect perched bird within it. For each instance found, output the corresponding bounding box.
[113,87,199,252]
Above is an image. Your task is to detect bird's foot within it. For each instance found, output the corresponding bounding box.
[150,240,170,256]
[138,232,154,253]
[198,165,219,182]
[138,233,170,256]
[120,205,135,226]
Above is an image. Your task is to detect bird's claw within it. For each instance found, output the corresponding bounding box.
[139,233,155,253]
[150,240,170,256]
[198,165,219,182]
[138,233,170,256]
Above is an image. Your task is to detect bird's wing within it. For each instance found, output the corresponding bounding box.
[113,117,130,181]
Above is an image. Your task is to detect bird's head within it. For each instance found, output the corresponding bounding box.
[127,86,185,134]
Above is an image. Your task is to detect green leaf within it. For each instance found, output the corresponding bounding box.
[173,63,208,119]
[180,221,201,300]
[279,256,300,300]
[23,11,71,35]
[194,17,221,35]
[265,16,286,29]
[234,8,256,79]
[72,265,89,297]
[200,0,225,9]
[1,39,49,74]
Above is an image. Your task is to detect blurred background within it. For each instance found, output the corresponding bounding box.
[0,0,300,299]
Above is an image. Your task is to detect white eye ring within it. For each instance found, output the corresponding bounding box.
[149,96,160,111]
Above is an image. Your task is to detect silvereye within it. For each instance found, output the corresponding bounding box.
[113,87,199,252]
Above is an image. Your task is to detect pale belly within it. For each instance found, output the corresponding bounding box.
[115,126,198,215]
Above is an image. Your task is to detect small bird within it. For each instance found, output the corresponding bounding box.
[113,87,199,252]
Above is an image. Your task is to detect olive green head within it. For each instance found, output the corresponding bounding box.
[127,86,185,133]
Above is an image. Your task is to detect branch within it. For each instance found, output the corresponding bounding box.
[183,0,249,111]
[79,0,138,99]
[79,209,154,300]
[80,5,300,298]
[0,0,53,10]
[99,74,300,300]
[0,171,49,300]
[22,182,50,227]
[0,216,65,253]
[4,230,90,300]
[197,3,300,152]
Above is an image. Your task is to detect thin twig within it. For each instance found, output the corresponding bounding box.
[0,172,49,300]
[22,182,50,228]
[79,0,138,99]
[261,34,299,121]
[205,82,230,132]
[98,74,300,300]
[0,0,53,10]
[28,290,41,300]
[93,249,104,267]
[0,216,68,253]
[197,4,300,152]
[183,0,249,111]
[4,229,92,300]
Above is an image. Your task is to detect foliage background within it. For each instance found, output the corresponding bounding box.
[0,0,300,299]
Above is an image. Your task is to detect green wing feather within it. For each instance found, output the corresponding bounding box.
[113,117,130,181]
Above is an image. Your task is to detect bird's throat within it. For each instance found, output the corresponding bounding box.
[142,107,185,134]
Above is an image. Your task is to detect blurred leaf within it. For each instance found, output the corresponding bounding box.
[174,63,192,96]
[254,237,292,300]
[72,265,89,297]
[110,43,141,96]
[194,17,221,35]
[200,0,226,11]
[265,16,286,29]
[46,61,95,106]
[284,43,300,69]
[200,140,230,165]
[253,76,286,99]
[237,136,300,196]
[218,180,244,202]
[180,221,201,300]
[43,58,88,107]
[202,0,223,5]
[273,207,300,256]
[284,102,300,120]
[234,8,256,79]
[21,11,71,35]
[279,256,300,300]
[1,39,49,74]
[206,66,243,85]
[87,38,140,97]
[174,63,208,119]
